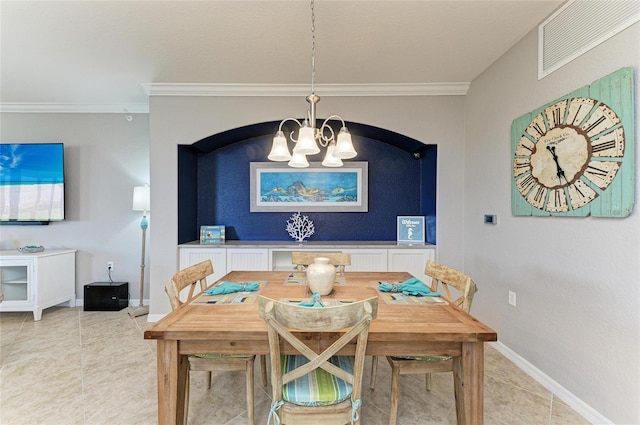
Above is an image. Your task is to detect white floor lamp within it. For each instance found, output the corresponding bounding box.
[130,184,150,318]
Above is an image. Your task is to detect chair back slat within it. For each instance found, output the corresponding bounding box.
[425,260,477,312]
[291,251,351,273]
[165,260,213,311]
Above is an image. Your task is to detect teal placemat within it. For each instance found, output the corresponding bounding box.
[373,281,446,305]
[194,281,265,304]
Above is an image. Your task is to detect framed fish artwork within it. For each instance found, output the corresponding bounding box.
[249,162,368,212]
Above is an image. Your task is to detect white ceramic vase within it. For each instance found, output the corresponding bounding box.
[306,257,336,296]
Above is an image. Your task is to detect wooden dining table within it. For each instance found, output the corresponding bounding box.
[144,270,497,425]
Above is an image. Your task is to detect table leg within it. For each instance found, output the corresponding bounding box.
[157,340,189,425]
[453,341,484,425]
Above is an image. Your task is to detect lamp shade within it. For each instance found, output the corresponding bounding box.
[132,185,150,211]
[288,151,310,168]
[333,127,357,159]
[294,125,320,155]
[321,143,343,167]
[268,131,292,161]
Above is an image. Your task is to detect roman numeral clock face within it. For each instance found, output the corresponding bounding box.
[513,97,625,214]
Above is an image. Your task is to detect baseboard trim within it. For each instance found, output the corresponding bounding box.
[490,341,612,424]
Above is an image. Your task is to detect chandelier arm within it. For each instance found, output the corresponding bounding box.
[321,114,347,128]
[278,117,303,133]
[317,123,336,148]
[277,117,304,143]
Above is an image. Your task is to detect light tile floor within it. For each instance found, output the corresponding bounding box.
[0,307,590,425]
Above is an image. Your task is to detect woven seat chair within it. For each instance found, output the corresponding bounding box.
[258,295,378,425]
[291,251,351,275]
[164,260,267,425]
[369,260,478,425]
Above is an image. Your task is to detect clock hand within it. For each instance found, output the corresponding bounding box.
[547,146,567,185]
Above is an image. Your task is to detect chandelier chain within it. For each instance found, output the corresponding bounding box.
[310,0,316,95]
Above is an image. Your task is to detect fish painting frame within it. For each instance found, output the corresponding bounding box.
[250,162,368,212]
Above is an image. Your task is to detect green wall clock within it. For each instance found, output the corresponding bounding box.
[511,67,635,217]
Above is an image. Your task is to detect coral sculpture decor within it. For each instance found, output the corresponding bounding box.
[286,212,315,243]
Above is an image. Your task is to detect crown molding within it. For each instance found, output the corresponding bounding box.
[1,83,470,113]
[0,103,149,114]
[140,82,470,97]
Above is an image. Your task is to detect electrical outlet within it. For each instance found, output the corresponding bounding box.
[107,261,114,271]
[508,290,516,307]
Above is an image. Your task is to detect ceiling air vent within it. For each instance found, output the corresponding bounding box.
[539,0,640,79]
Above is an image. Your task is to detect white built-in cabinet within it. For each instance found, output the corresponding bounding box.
[178,242,435,281]
[0,249,76,321]
[387,249,435,282]
[227,249,270,272]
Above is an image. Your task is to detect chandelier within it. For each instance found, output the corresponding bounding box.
[267,0,357,168]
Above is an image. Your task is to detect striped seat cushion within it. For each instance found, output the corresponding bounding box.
[391,355,452,362]
[281,355,354,406]
[192,354,253,359]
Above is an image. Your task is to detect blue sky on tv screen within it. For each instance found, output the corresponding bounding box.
[0,144,64,185]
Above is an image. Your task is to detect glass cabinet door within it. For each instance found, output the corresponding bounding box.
[0,263,31,303]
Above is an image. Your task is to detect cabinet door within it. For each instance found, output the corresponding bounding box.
[348,249,388,271]
[226,249,269,272]
[38,252,76,308]
[179,248,227,284]
[388,249,436,280]
[0,260,32,306]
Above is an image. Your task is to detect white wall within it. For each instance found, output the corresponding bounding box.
[464,23,640,424]
[0,113,150,303]
[147,95,466,314]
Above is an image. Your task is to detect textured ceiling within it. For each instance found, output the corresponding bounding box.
[0,0,564,108]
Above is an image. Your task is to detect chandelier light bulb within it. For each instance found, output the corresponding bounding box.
[288,150,310,168]
[333,127,357,159]
[268,131,292,161]
[321,143,343,167]
[294,123,320,154]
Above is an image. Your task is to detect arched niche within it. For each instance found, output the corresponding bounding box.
[178,121,436,243]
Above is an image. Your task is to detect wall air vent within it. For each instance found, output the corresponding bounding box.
[539,0,640,79]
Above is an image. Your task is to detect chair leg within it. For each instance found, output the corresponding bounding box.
[206,371,212,389]
[260,355,268,386]
[426,372,432,391]
[370,356,378,389]
[247,358,255,425]
[184,371,191,425]
[389,365,400,425]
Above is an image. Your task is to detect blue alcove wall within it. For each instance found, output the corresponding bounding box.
[178,121,436,244]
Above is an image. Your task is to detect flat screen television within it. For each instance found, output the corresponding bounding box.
[0,143,65,223]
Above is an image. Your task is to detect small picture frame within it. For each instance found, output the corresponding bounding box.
[200,225,225,245]
[397,216,425,245]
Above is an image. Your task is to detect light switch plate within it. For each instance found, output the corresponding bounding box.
[484,214,497,225]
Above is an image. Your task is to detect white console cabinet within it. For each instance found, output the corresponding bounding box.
[227,248,269,272]
[179,247,227,285]
[0,249,76,321]
[388,248,435,281]
[178,242,435,280]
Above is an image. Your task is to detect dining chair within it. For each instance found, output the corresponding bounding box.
[164,260,267,425]
[369,260,478,425]
[291,251,351,274]
[258,295,378,425]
